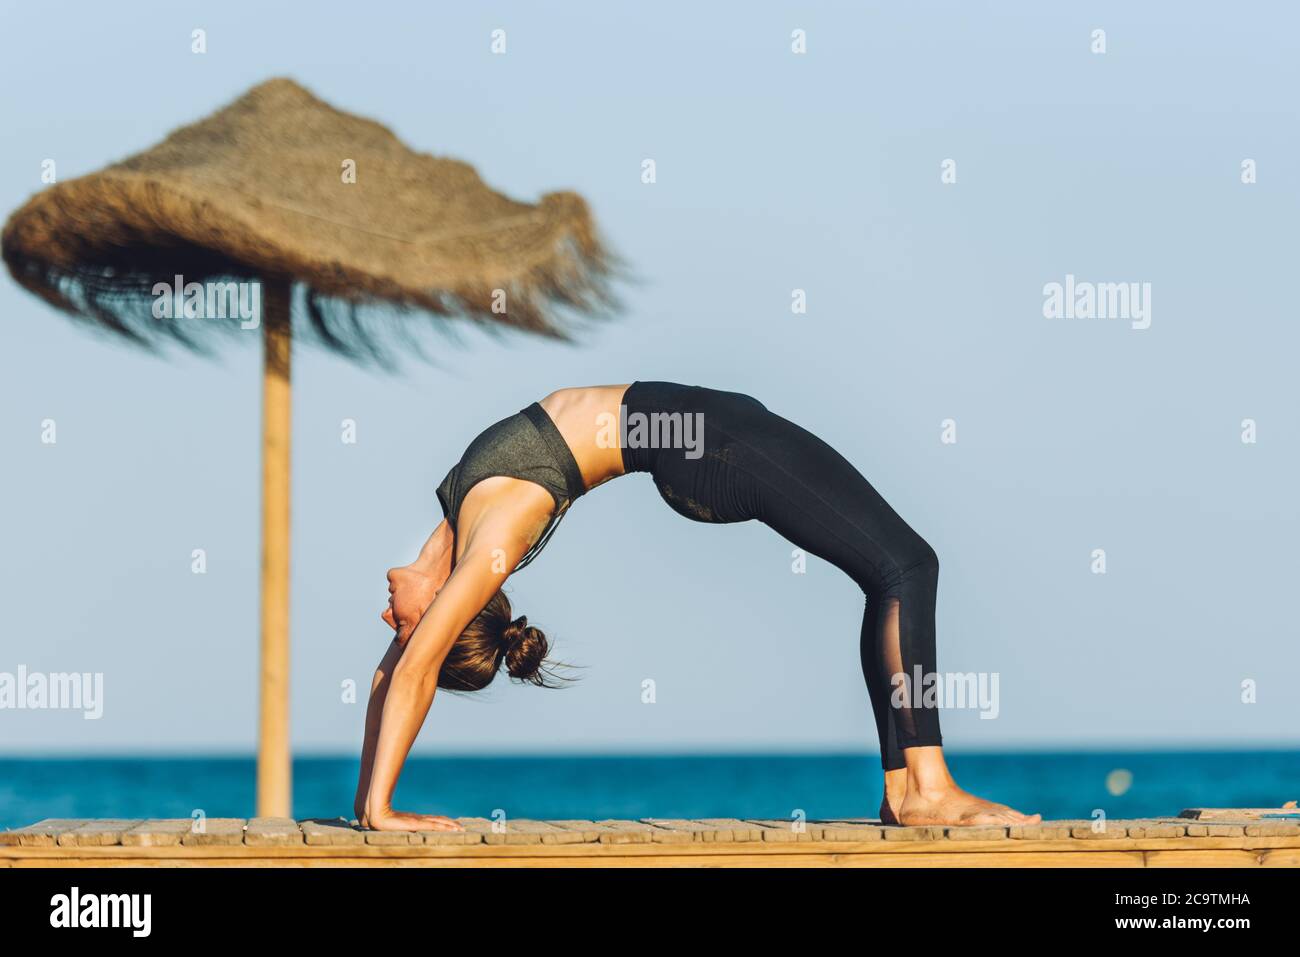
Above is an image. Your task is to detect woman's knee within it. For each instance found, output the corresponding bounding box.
[880,535,938,595]
[908,537,939,576]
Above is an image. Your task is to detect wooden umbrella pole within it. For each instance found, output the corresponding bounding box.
[257,277,293,818]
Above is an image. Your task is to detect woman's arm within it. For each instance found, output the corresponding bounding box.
[364,538,529,830]
[354,521,457,822]
[353,638,404,825]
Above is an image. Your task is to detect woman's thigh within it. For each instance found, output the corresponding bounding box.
[709,409,930,592]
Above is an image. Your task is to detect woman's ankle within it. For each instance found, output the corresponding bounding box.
[901,746,957,796]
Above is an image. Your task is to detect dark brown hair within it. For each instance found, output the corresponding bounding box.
[437,590,567,691]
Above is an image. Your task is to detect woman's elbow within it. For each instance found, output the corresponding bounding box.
[391,656,440,697]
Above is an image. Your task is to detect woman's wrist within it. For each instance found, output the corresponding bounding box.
[364,792,392,820]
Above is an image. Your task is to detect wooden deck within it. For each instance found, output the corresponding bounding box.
[4,809,1299,867]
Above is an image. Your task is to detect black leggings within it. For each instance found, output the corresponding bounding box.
[621,381,942,770]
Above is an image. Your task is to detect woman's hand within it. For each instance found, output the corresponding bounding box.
[382,520,456,646]
[366,809,463,832]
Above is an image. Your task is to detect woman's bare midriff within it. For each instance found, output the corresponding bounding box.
[451,386,631,565]
[538,384,632,491]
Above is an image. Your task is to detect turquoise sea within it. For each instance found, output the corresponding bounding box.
[2,750,1296,829]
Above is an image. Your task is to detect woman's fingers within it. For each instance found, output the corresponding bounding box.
[425,815,464,831]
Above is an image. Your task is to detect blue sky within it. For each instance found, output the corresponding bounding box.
[1,1,1296,755]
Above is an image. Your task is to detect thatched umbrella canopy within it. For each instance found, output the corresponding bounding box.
[3,76,614,357]
[2,77,616,815]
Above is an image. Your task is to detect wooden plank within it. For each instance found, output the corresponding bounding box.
[593,820,655,844]
[814,821,887,842]
[9,812,1300,866]
[421,825,485,846]
[545,820,615,843]
[639,816,712,842]
[58,820,143,847]
[1124,819,1188,839]
[245,817,304,847]
[7,828,1300,868]
[1180,807,1299,821]
[5,836,1292,860]
[745,819,821,842]
[1173,815,1300,838]
[452,817,501,840]
[181,818,246,846]
[745,819,885,842]
[1183,822,1247,838]
[944,825,1010,842]
[1142,848,1273,867]
[301,818,366,846]
[1,847,1167,868]
[1255,847,1300,867]
[1068,820,1134,840]
[691,818,769,842]
[1245,821,1300,837]
[749,819,814,842]
[509,819,597,845]
[535,822,594,846]
[882,825,945,842]
[483,819,567,846]
[0,819,86,847]
[639,819,721,843]
[1008,821,1072,840]
[122,819,194,847]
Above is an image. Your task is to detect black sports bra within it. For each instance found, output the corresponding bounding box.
[436,402,587,571]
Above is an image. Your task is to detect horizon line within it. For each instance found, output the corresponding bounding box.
[1,743,1295,760]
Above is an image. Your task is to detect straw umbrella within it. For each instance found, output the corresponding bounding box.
[2,77,615,816]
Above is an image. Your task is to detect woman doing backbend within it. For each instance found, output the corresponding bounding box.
[357,382,1040,830]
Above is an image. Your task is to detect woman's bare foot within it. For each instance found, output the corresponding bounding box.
[898,785,1040,827]
[366,808,463,832]
[889,747,1040,827]
[880,767,908,826]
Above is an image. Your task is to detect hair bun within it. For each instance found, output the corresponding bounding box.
[502,615,549,685]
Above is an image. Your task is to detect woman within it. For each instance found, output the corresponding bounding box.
[355,382,1040,830]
